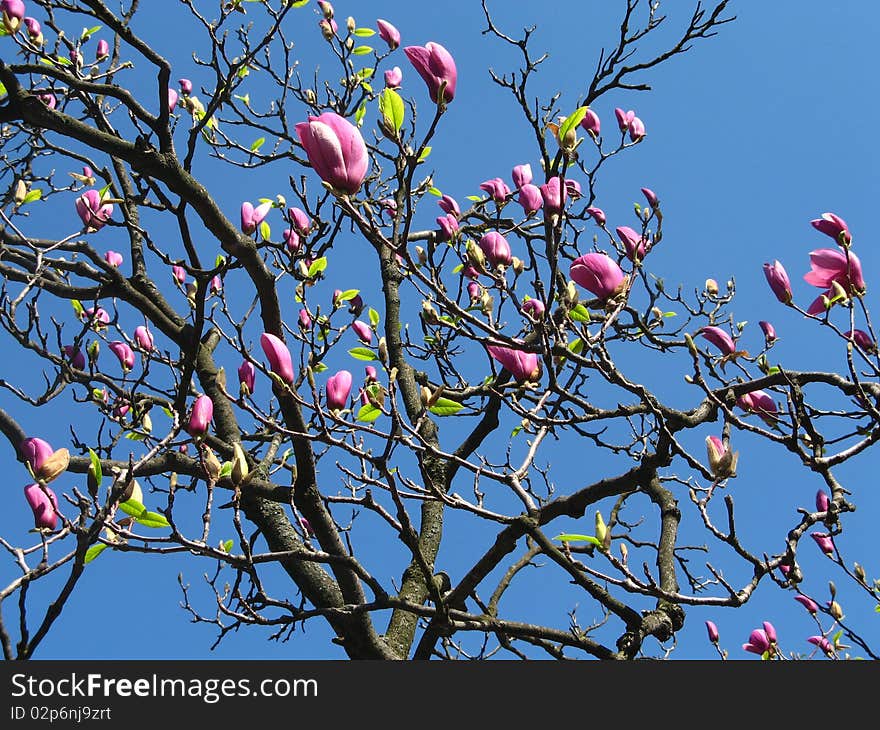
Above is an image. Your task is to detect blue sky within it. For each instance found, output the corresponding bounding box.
[2,1,878,660]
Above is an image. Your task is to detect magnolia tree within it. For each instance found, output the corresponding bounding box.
[0,0,877,661]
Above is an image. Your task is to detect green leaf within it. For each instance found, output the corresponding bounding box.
[378,88,405,132]
[466,195,482,202]
[259,221,271,241]
[355,68,375,80]
[353,28,376,37]
[348,347,377,362]
[88,449,102,490]
[569,304,591,323]
[354,102,366,127]
[511,425,522,437]
[124,432,146,441]
[119,499,147,518]
[356,404,382,423]
[22,189,43,204]
[418,146,432,162]
[250,136,265,152]
[137,511,171,529]
[0,81,6,97]
[558,106,589,144]
[219,461,233,478]
[429,397,464,416]
[237,66,250,79]
[553,533,602,546]
[290,0,310,7]
[766,366,781,375]
[307,257,327,278]
[568,338,583,355]
[221,539,234,553]
[428,186,442,197]
[368,308,380,327]
[662,311,677,318]
[71,299,84,318]
[312,362,328,373]
[361,82,373,94]
[84,543,108,564]
[352,45,374,56]
[81,25,102,40]
[337,288,360,303]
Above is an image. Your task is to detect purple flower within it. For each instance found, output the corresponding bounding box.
[480,177,511,202]
[238,360,256,396]
[580,108,601,137]
[570,253,626,301]
[742,628,771,656]
[403,42,457,104]
[435,213,459,242]
[109,341,135,372]
[24,483,60,531]
[326,370,353,411]
[384,66,403,88]
[295,112,369,194]
[804,248,866,314]
[641,187,658,208]
[351,320,373,345]
[849,328,877,354]
[794,595,819,614]
[487,343,541,383]
[75,189,113,232]
[539,177,567,215]
[95,39,109,60]
[179,78,193,95]
[614,108,635,131]
[564,179,582,199]
[63,345,86,370]
[586,207,606,226]
[479,231,513,268]
[616,225,647,262]
[104,250,123,268]
[810,212,851,246]
[628,116,646,142]
[283,229,300,252]
[187,394,213,437]
[438,194,461,218]
[240,200,272,235]
[517,184,543,216]
[287,207,311,235]
[811,532,835,556]
[377,19,400,50]
[759,320,777,343]
[699,326,736,356]
[512,164,533,189]
[167,87,178,113]
[210,275,223,295]
[763,260,792,304]
[467,280,482,303]
[23,16,42,44]
[20,437,54,476]
[365,366,378,382]
[1,0,24,32]
[521,298,545,320]
[132,325,153,352]
[260,332,294,385]
[82,307,110,328]
[736,389,778,424]
[762,621,777,644]
[816,489,830,513]
[705,620,719,644]
[807,635,835,656]
[298,309,312,331]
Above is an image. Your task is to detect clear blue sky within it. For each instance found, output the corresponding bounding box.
[2,1,878,660]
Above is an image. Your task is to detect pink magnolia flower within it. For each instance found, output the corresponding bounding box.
[287,207,311,235]
[365,366,378,382]
[641,187,658,208]
[24,483,60,531]
[517,184,543,216]
[759,320,777,343]
[628,116,646,142]
[240,200,273,235]
[570,253,626,301]
[134,325,154,351]
[616,225,647,262]
[479,231,513,268]
[807,635,835,657]
[109,341,135,372]
[810,212,851,246]
[804,248,866,314]
[75,189,113,232]
[298,309,312,330]
[187,394,214,437]
[283,229,300,252]
[811,532,835,556]
[318,18,338,40]
[540,177,567,215]
[317,0,334,18]
[167,87,179,113]
[705,435,737,478]
[762,621,777,644]
[63,345,86,370]
[238,360,256,396]
[564,179,582,200]
[326,370,353,411]
[699,326,736,355]
[816,489,830,513]
[24,16,43,44]
[210,275,223,295]
[512,164,533,189]
[104,250,123,268]
[172,265,186,285]
[82,306,110,328]
[580,108,601,137]
[487,343,541,383]
[95,39,109,60]
[467,280,482,303]
[742,628,772,656]
[736,389,778,424]
[295,112,369,194]
[438,194,460,218]
[586,207,606,226]
[794,595,819,614]
[763,260,792,304]
[260,332,294,385]
[436,213,459,242]
[1,0,24,32]
[351,320,373,345]
[705,620,719,644]
[403,42,457,104]
[480,177,511,202]
[384,66,403,88]
[521,298,545,320]
[20,437,54,476]
[849,328,877,353]
[614,108,635,131]
[377,19,400,50]
[179,78,193,95]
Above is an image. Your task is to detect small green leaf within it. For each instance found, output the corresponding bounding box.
[766,366,781,375]
[428,187,442,197]
[312,362,328,373]
[221,539,234,553]
[429,397,464,416]
[558,106,589,144]
[290,0,310,7]
[337,288,360,303]
[119,499,147,518]
[88,449,102,490]
[352,45,374,56]
[569,338,583,354]
[250,136,266,152]
[378,88,405,132]
[466,195,482,202]
[418,146,432,162]
[356,404,382,422]
[353,28,376,37]
[553,533,601,546]
[137,511,171,529]
[361,82,373,94]
[662,311,677,318]
[237,66,250,79]
[84,544,108,564]
[368,308,380,327]
[0,81,7,97]
[511,425,522,437]
[348,347,377,362]
[569,304,591,323]
[81,25,102,40]
[259,221,271,241]
[219,461,233,478]
[452,263,463,274]
[124,432,146,441]
[71,299,84,318]
[22,189,43,204]
[307,257,328,278]
[355,101,366,127]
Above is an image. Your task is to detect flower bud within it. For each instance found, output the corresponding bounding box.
[231,442,249,486]
[705,278,719,296]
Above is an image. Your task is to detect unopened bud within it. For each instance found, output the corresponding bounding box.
[346,16,356,33]
[141,412,153,434]
[828,580,836,599]
[203,446,222,482]
[705,278,719,296]
[594,510,608,550]
[304,89,317,105]
[480,290,494,315]
[830,279,848,303]
[854,563,867,584]
[420,386,431,406]
[511,256,525,275]
[828,600,844,620]
[14,179,27,204]
[421,300,440,325]
[466,239,486,270]
[378,336,388,364]
[684,332,697,355]
[231,442,249,486]
[415,246,427,266]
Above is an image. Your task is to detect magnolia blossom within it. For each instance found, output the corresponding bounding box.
[133,325,154,351]
[298,309,312,330]
[63,345,86,370]
[849,328,877,353]
[810,212,851,246]
[260,332,294,384]
[816,489,830,513]
[586,207,606,226]
[436,213,459,242]
[240,200,272,235]
[580,108,601,137]
[437,194,460,218]
[521,298,545,320]
[187,394,214,437]
[811,532,835,556]
[326,370,353,411]
[804,248,866,315]
[742,628,772,656]
[24,483,60,531]
[479,231,513,268]
[83,307,110,328]
[705,620,719,644]
[238,360,256,396]
[807,635,835,656]
[641,187,658,208]
[705,435,738,478]
[616,225,647,262]
[104,250,123,268]
[404,42,457,104]
[539,177,567,215]
[480,177,511,202]
[628,116,646,141]
[794,595,819,614]
[736,389,778,424]
[614,108,635,131]
[759,320,777,343]
[96,39,109,60]
[487,343,541,383]
[21,437,54,476]
[517,184,543,216]
[179,78,193,95]
[75,189,113,232]
[109,341,135,372]
[384,66,403,88]
[512,164,533,189]
[570,253,626,302]
[172,265,186,285]
[351,320,373,345]
[699,326,736,355]
[24,16,43,44]
[376,18,400,49]
[763,260,792,304]
[295,112,369,194]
